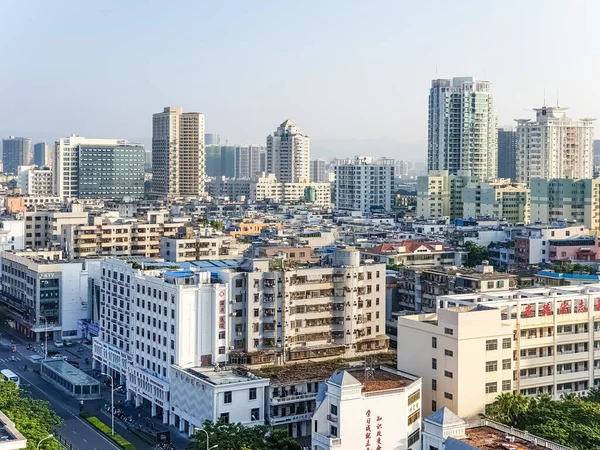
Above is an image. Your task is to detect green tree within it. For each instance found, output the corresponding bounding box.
[190,419,300,450]
[0,380,63,450]
[209,220,223,231]
[482,392,530,427]
[463,241,489,267]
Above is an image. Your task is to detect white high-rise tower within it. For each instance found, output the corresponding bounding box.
[428,77,498,181]
[515,106,595,185]
[266,120,310,183]
[152,106,206,197]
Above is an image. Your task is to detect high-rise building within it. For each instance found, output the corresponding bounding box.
[152,106,206,197]
[462,179,529,224]
[310,159,328,183]
[53,135,145,199]
[249,145,266,179]
[416,170,472,219]
[497,128,517,180]
[428,77,497,181]
[266,120,310,183]
[206,145,267,179]
[33,142,51,167]
[205,133,221,146]
[516,107,595,185]
[2,136,31,174]
[334,156,395,213]
[17,166,53,196]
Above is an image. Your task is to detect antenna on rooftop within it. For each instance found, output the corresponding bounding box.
[364,356,375,390]
[556,89,559,108]
[543,88,546,107]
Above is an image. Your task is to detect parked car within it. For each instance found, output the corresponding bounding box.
[65,341,73,347]
[66,360,79,368]
[54,340,64,348]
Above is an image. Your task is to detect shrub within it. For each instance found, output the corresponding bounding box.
[85,416,136,450]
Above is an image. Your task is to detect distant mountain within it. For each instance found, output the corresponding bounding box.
[311,136,426,162]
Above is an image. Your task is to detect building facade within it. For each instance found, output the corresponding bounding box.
[497,128,517,180]
[310,159,328,183]
[152,106,206,198]
[530,178,600,232]
[461,179,529,224]
[428,78,497,181]
[17,166,53,196]
[2,137,31,174]
[416,170,471,219]
[266,120,310,183]
[33,142,51,167]
[334,156,395,213]
[516,107,595,185]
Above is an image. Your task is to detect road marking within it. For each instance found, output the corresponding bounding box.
[72,431,77,434]
[83,439,87,443]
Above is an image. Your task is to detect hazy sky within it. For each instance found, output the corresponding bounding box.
[1,0,598,158]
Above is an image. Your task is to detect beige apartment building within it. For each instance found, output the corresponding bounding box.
[398,284,600,420]
[160,235,248,262]
[461,179,529,224]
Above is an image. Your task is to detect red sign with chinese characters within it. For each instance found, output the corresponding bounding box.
[365,410,383,450]
[218,294,226,330]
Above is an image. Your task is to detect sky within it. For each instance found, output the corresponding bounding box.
[0,0,598,160]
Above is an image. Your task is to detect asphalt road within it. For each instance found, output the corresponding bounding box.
[0,326,124,450]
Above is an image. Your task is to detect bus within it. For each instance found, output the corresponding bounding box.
[1,369,19,387]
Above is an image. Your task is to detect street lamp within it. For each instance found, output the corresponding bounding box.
[198,428,218,450]
[36,434,53,450]
[39,315,49,360]
[101,372,115,436]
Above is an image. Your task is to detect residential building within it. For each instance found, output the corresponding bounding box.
[428,77,497,180]
[266,120,310,183]
[23,203,89,249]
[62,212,183,259]
[0,219,24,252]
[160,235,248,262]
[205,145,237,178]
[283,182,331,207]
[2,137,31,174]
[206,177,251,201]
[250,174,282,203]
[53,135,145,200]
[311,366,422,450]
[421,407,569,450]
[226,218,282,239]
[204,133,220,146]
[169,366,269,435]
[152,106,206,198]
[334,156,395,213]
[535,270,600,287]
[530,177,600,232]
[256,246,319,264]
[497,128,517,180]
[399,284,600,420]
[547,235,600,262]
[310,159,328,183]
[248,145,266,179]
[516,107,595,185]
[416,170,471,219]
[0,250,94,341]
[361,241,464,268]
[461,179,529,224]
[92,259,230,423]
[17,166,53,196]
[514,224,589,265]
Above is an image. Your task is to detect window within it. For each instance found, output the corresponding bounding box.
[432,400,437,411]
[407,410,420,426]
[407,429,420,447]
[502,380,512,391]
[502,359,511,370]
[444,392,453,400]
[330,425,338,437]
[432,358,437,370]
[444,371,453,378]
[444,349,453,357]
[432,337,437,348]
[408,390,420,405]
[218,331,226,339]
[485,382,498,394]
[220,413,229,424]
[430,446,440,450]
[249,388,257,400]
[224,391,232,404]
[502,338,512,349]
[444,327,454,335]
[251,408,260,420]
[432,379,437,391]
[486,361,498,372]
[330,404,338,416]
[486,339,498,351]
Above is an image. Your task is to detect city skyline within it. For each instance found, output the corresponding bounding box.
[1,1,599,161]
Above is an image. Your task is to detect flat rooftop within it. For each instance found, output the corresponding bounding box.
[464,425,555,450]
[184,366,264,386]
[42,359,100,386]
[347,366,414,393]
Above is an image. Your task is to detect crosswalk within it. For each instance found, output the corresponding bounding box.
[0,356,21,363]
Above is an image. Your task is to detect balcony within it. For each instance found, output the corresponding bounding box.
[270,392,318,405]
[269,412,313,425]
[312,432,342,449]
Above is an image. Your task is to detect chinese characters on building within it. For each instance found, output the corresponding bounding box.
[365,409,383,450]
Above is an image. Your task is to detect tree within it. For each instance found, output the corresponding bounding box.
[482,392,530,427]
[209,220,223,231]
[463,241,489,267]
[0,380,63,450]
[189,420,301,450]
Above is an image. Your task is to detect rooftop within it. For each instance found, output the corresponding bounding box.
[183,366,265,386]
[0,410,26,448]
[344,365,415,393]
[463,425,561,450]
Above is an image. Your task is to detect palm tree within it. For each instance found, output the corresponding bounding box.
[483,393,531,427]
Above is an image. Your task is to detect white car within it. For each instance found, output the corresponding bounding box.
[54,340,64,348]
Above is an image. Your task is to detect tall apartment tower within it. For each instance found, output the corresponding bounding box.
[33,142,51,167]
[515,107,595,185]
[152,106,206,198]
[2,136,31,174]
[497,128,517,180]
[266,120,310,183]
[310,159,328,183]
[428,77,498,181]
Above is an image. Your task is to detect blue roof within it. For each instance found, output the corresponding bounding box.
[538,270,600,280]
[164,270,194,278]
